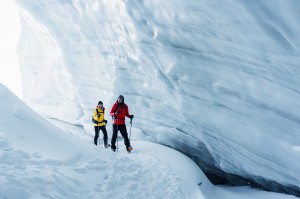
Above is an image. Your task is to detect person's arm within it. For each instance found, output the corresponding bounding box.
[125,105,134,119]
[110,104,117,117]
[103,108,107,124]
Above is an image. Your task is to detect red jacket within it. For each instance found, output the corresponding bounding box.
[110,101,131,125]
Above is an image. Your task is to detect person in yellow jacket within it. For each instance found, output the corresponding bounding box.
[92,101,108,147]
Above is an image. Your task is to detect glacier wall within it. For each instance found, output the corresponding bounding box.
[15,0,300,196]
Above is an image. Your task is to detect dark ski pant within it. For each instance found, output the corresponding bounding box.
[94,125,108,146]
[111,124,130,150]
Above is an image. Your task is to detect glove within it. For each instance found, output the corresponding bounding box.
[97,113,101,117]
[104,120,107,124]
[115,110,119,116]
[129,115,134,119]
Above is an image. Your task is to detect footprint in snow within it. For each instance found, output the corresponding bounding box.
[73,167,87,173]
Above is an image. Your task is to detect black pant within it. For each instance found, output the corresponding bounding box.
[94,126,108,145]
[111,124,130,150]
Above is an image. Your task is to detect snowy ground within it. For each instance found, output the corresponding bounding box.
[1,83,298,199]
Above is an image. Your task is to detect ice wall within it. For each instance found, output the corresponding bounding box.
[15,0,300,196]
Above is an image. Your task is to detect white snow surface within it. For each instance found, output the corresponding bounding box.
[0,83,297,199]
[13,0,300,195]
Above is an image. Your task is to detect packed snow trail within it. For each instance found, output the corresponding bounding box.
[0,141,188,198]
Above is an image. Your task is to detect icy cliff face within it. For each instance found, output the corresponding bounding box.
[15,0,300,196]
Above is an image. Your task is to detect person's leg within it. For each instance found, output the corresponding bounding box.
[100,126,108,147]
[94,126,100,145]
[119,124,130,148]
[111,124,118,151]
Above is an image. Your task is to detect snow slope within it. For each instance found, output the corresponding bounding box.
[14,0,300,196]
[1,83,298,199]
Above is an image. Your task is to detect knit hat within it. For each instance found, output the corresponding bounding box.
[118,95,124,103]
[98,101,103,105]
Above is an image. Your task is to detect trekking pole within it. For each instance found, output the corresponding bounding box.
[101,127,104,148]
[129,118,133,141]
[97,126,101,148]
[111,116,113,149]
[97,130,99,146]
[97,126,101,147]
[116,117,119,152]
[99,124,103,148]
[99,127,101,147]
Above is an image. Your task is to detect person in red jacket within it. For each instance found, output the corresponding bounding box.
[110,95,134,152]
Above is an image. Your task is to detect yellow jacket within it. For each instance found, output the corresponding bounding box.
[93,106,106,126]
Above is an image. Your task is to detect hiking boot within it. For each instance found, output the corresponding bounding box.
[127,146,133,153]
